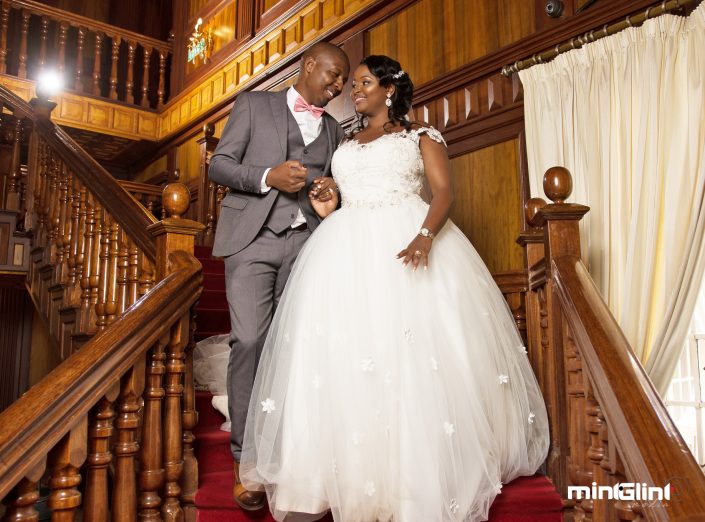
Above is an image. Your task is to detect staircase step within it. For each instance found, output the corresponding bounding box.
[193,390,564,521]
[202,276,225,291]
[199,258,225,274]
[196,289,227,309]
[194,311,230,334]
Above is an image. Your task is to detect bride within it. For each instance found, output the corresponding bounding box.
[240,55,550,522]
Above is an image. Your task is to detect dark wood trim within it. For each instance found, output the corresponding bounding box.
[256,0,307,32]
[146,0,662,174]
[185,0,233,30]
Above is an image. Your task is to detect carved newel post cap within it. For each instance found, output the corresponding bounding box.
[203,122,215,137]
[543,166,572,204]
[525,197,547,226]
[163,182,190,219]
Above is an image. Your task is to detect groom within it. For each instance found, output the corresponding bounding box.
[208,41,350,510]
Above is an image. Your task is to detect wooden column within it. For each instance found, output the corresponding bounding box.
[532,166,589,504]
[0,2,10,75]
[74,27,86,92]
[146,183,204,521]
[125,40,137,105]
[17,10,30,79]
[92,32,104,97]
[141,46,152,108]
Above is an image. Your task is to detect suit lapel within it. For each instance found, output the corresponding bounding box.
[269,89,289,158]
[322,115,334,176]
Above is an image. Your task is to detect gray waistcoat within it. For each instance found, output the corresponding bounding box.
[264,110,330,233]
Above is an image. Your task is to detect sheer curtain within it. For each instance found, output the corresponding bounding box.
[519,4,705,393]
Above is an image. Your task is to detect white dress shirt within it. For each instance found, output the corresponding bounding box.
[261,87,324,228]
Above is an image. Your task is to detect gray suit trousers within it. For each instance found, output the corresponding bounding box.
[225,226,310,461]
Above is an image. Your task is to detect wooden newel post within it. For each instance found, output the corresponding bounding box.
[532,166,590,502]
[534,167,589,264]
[146,183,204,521]
[147,183,205,281]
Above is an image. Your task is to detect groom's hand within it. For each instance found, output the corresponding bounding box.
[266,161,308,193]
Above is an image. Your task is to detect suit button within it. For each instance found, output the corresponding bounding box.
[290,214,295,218]
[303,148,308,154]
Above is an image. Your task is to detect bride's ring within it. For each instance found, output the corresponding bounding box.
[414,250,423,257]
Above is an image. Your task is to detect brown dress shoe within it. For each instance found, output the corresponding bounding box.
[233,461,266,511]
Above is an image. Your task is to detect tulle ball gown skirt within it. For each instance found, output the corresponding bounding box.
[241,197,550,522]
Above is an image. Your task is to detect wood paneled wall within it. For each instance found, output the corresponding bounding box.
[449,140,524,273]
[367,0,535,85]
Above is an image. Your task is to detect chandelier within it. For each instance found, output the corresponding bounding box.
[187,18,213,65]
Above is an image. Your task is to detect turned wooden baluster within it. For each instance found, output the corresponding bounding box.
[83,387,118,522]
[88,201,103,331]
[125,40,136,104]
[92,32,104,96]
[74,27,86,91]
[78,196,96,331]
[95,208,110,331]
[54,163,71,282]
[181,310,198,519]
[6,112,23,210]
[139,337,168,520]
[116,228,129,314]
[66,183,87,307]
[17,9,30,79]
[141,46,152,108]
[57,21,69,74]
[139,254,155,296]
[162,318,186,520]
[2,458,46,522]
[157,50,167,108]
[113,357,147,520]
[106,220,119,325]
[45,156,60,261]
[38,16,50,73]
[0,1,9,75]
[127,240,139,306]
[109,35,121,100]
[47,419,87,521]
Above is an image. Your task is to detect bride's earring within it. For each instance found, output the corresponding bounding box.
[385,93,392,107]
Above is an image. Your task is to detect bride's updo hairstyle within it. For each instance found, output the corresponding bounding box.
[360,55,414,131]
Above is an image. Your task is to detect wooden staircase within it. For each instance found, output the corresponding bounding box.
[1,81,705,520]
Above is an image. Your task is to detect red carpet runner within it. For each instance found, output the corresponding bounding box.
[192,247,564,521]
[193,391,563,522]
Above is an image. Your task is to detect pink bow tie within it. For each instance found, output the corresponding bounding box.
[294,96,325,119]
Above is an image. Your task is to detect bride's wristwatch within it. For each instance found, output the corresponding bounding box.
[418,227,435,239]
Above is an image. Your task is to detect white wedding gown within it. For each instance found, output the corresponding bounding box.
[240,127,550,522]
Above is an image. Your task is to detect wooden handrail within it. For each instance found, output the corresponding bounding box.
[0,250,201,501]
[6,0,171,53]
[0,85,158,261]
[520,167,705,520]
[552,255,705,518]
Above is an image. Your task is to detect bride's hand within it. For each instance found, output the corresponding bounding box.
[309,181,339,218]
[397,235,433,271]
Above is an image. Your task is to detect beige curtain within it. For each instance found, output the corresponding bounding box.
[519,3,705,394]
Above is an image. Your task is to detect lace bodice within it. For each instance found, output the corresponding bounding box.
[332,126,446,208]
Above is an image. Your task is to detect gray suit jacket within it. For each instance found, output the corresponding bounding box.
[209,89,345,257]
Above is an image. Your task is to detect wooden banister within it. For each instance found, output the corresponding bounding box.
[522,166,705,520]
[0,85,157,261]
[0,249,202,500]
[5,0,171,54]
[0,0,171,108]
